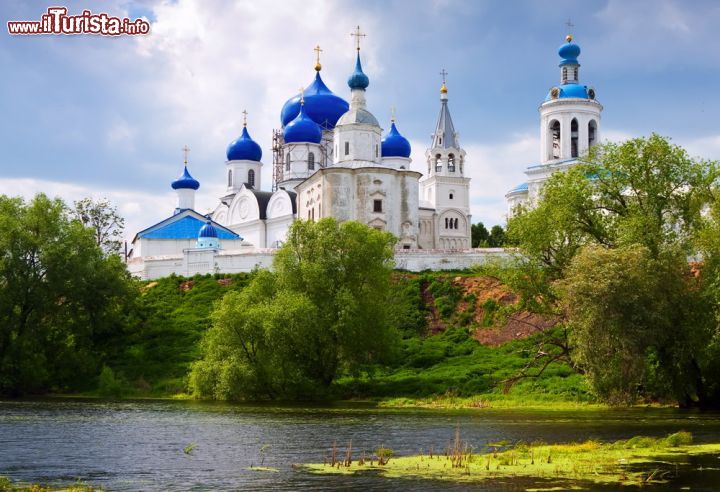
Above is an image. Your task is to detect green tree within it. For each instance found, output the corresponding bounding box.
[488,225,506,247]
[471,222,489,247]
[559,245,711,406]
[506,135,720,406]
[190,218,400,400]
[72,197,125,255]
[0,194,136,395]
[508,134,718,277]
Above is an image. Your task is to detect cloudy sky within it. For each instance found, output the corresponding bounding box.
[3,0,720,240]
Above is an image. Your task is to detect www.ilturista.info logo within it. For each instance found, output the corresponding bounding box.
[7,7,151,36]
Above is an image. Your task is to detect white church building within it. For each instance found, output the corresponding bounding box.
[127,32,592,279]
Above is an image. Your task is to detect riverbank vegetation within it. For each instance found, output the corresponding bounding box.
[301,431,720,486]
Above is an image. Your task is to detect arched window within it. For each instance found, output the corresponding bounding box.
[285,153,291,171]
[549,120,561,160]
[344,141,350,155]
[571,118,579,158]
[227,169,232,187]
[248,169,255,188]
[445,218,449,229]
[375,144,378,158]
[454,218,459,229]
[588,120,597,147]
[308,152,315,170]
[448,154,456,172]
[435,154,442,172]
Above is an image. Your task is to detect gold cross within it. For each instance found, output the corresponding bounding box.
[390,105,396,123]
[242,109,248,127]
[565,18,575,30]
[314,44,323,71]
[351,25,366,52]
[299,86,305,105]
[182,145,190,165]
[439,68,448,84]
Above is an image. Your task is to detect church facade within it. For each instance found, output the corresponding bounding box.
[127,32,594,279]
[209,42,472,251]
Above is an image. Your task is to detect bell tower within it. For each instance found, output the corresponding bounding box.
[420,72,471,250]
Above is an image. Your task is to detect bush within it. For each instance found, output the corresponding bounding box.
[664,431,692,447]
[97,366,126,398]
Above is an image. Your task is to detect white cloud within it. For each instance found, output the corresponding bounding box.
[125,0,382,189]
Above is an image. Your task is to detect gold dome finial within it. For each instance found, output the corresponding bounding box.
[314,44,323,72]
[566,34,573,42]
[439,68,448,94]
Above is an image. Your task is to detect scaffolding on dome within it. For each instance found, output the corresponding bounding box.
[271,129,333,191]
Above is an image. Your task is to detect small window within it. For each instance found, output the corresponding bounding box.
[344,142,350,155]
[308,152,315,170]
[445,218,449,229]
[439,137,442,145]
[285,154,290,171]
[227,169,232,187]
[403,244,411,250]
[454,218,459,229]
[375,144,378,158]
[248,169,255,188]
[449,193,454,200]
[373,199,382,213]
[448,154,456,172]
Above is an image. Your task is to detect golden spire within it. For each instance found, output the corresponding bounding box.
[242,109,248,127]
[182,144,190,165]
[439,68,448,94]
[314,44,323,71]
[351,25,366,52]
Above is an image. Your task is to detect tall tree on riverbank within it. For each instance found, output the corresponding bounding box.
[0,194,136,395]
[507,135,720,407]
[190,218,400,400]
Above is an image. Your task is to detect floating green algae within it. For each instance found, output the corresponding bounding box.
[301,432,720,486]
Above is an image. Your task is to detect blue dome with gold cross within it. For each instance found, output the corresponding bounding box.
[280,71,349,131]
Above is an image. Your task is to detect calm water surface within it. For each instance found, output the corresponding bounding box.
[1,399,720,490]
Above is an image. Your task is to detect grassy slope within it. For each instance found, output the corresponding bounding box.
[104,271,588,405]
[108,274,251,396]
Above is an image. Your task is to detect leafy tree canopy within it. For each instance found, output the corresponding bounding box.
[0,194,136,395]
[72,197,125,255]
[506,135,720,407]
[190,218,401,400]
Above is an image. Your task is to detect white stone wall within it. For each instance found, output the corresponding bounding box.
[127,247,517,280]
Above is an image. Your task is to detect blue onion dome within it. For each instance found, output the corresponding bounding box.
[546,83,593,101]
[171,166,200,190]
[283,104,322,144]
[558,34,581,66]
[347,52,369,90]
[226,126,262,162]
[280,72,349,130]
[198,219,218,238]
[381,121,411,158]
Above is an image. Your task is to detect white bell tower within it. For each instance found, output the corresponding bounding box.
[419,73,471,250]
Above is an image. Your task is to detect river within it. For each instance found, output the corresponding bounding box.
[1,399,720,490]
